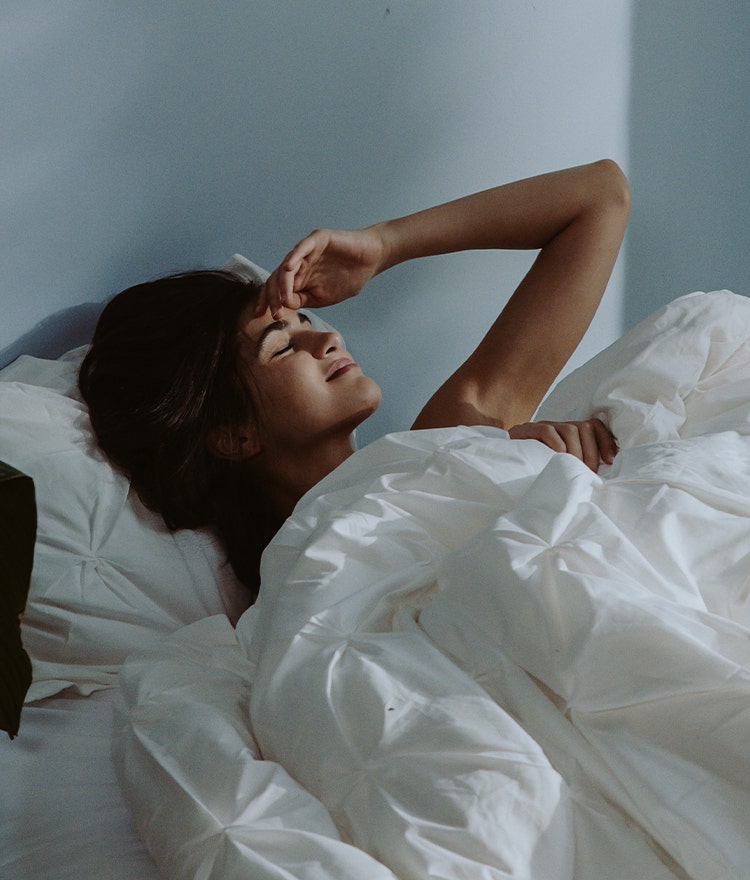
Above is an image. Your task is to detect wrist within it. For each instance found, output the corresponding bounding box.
[367,219,400,275]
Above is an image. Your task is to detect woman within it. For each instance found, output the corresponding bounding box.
[79,159,629,601]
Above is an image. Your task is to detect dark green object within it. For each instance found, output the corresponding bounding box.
[0,460,36,739]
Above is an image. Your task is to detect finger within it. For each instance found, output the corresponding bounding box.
[261,271,284,319]
[280,243,323,312]
[277,264,297,311]
[284,288,306,311]
[525,422,567,453]
[554,423,586,466]
[265,270,287,320]
[273,261,301,318]
[254,277,273,317]
[253,238,315,318]
[591,417,619,464]
[575,422,602,472]
[281,233,321,275]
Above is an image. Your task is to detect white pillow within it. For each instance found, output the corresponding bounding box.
[3,257,298,702]
[222,252,270,285]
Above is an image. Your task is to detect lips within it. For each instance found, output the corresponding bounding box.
[326,358,358,381]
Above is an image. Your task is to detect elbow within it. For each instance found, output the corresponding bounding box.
[593,158,631,214]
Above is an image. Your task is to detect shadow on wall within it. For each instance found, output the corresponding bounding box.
[625,1,750,328]
[0,303,103,369]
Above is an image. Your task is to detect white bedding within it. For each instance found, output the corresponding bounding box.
[0,689,160,879]
[117,290,750,879]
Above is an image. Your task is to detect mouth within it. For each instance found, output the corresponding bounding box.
[326,358,359,381]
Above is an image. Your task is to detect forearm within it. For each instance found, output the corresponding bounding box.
[408,160,630,431]
[373,159,630,273]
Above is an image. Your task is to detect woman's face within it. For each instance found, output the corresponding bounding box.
[235,303,382,454]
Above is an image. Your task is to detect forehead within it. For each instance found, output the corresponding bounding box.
[236,301,277,344]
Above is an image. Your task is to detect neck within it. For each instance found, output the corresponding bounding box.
[254,432,356,520]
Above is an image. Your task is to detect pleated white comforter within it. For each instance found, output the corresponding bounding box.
[117,291,750,880]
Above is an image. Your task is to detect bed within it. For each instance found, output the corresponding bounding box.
[2,277,749,879]
[0,257,261,879]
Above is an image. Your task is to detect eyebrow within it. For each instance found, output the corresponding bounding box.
[254,312,311,356]
[255,319,289,355]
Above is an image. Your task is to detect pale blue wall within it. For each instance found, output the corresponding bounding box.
[626,1,750,327]
[2,1,631,443]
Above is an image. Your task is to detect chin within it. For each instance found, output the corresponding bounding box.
[364,375,382,405]
[362,381,383,418]
[347,385,382,433]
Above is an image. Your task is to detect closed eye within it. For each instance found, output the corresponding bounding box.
[272,341,293,357]
[257,311,314,358]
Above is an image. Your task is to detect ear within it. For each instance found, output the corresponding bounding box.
[206,425,261,460]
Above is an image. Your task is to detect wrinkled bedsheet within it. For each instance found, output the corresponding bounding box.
[118,291,750,879]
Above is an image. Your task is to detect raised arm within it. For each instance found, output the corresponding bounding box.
[388,159,630,430]
[259,159,630,433]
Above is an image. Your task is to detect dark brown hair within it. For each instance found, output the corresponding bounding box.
[78,270,280,602]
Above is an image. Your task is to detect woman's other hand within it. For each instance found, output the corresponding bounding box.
[508,417,617,472]
[256,226,387,318]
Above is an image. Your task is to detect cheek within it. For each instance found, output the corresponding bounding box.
[251,368,325,427]
[246,361,301,407]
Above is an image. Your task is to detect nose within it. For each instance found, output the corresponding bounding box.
[310,328,342,358]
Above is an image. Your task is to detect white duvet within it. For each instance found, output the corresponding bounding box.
[117,291,750,880]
